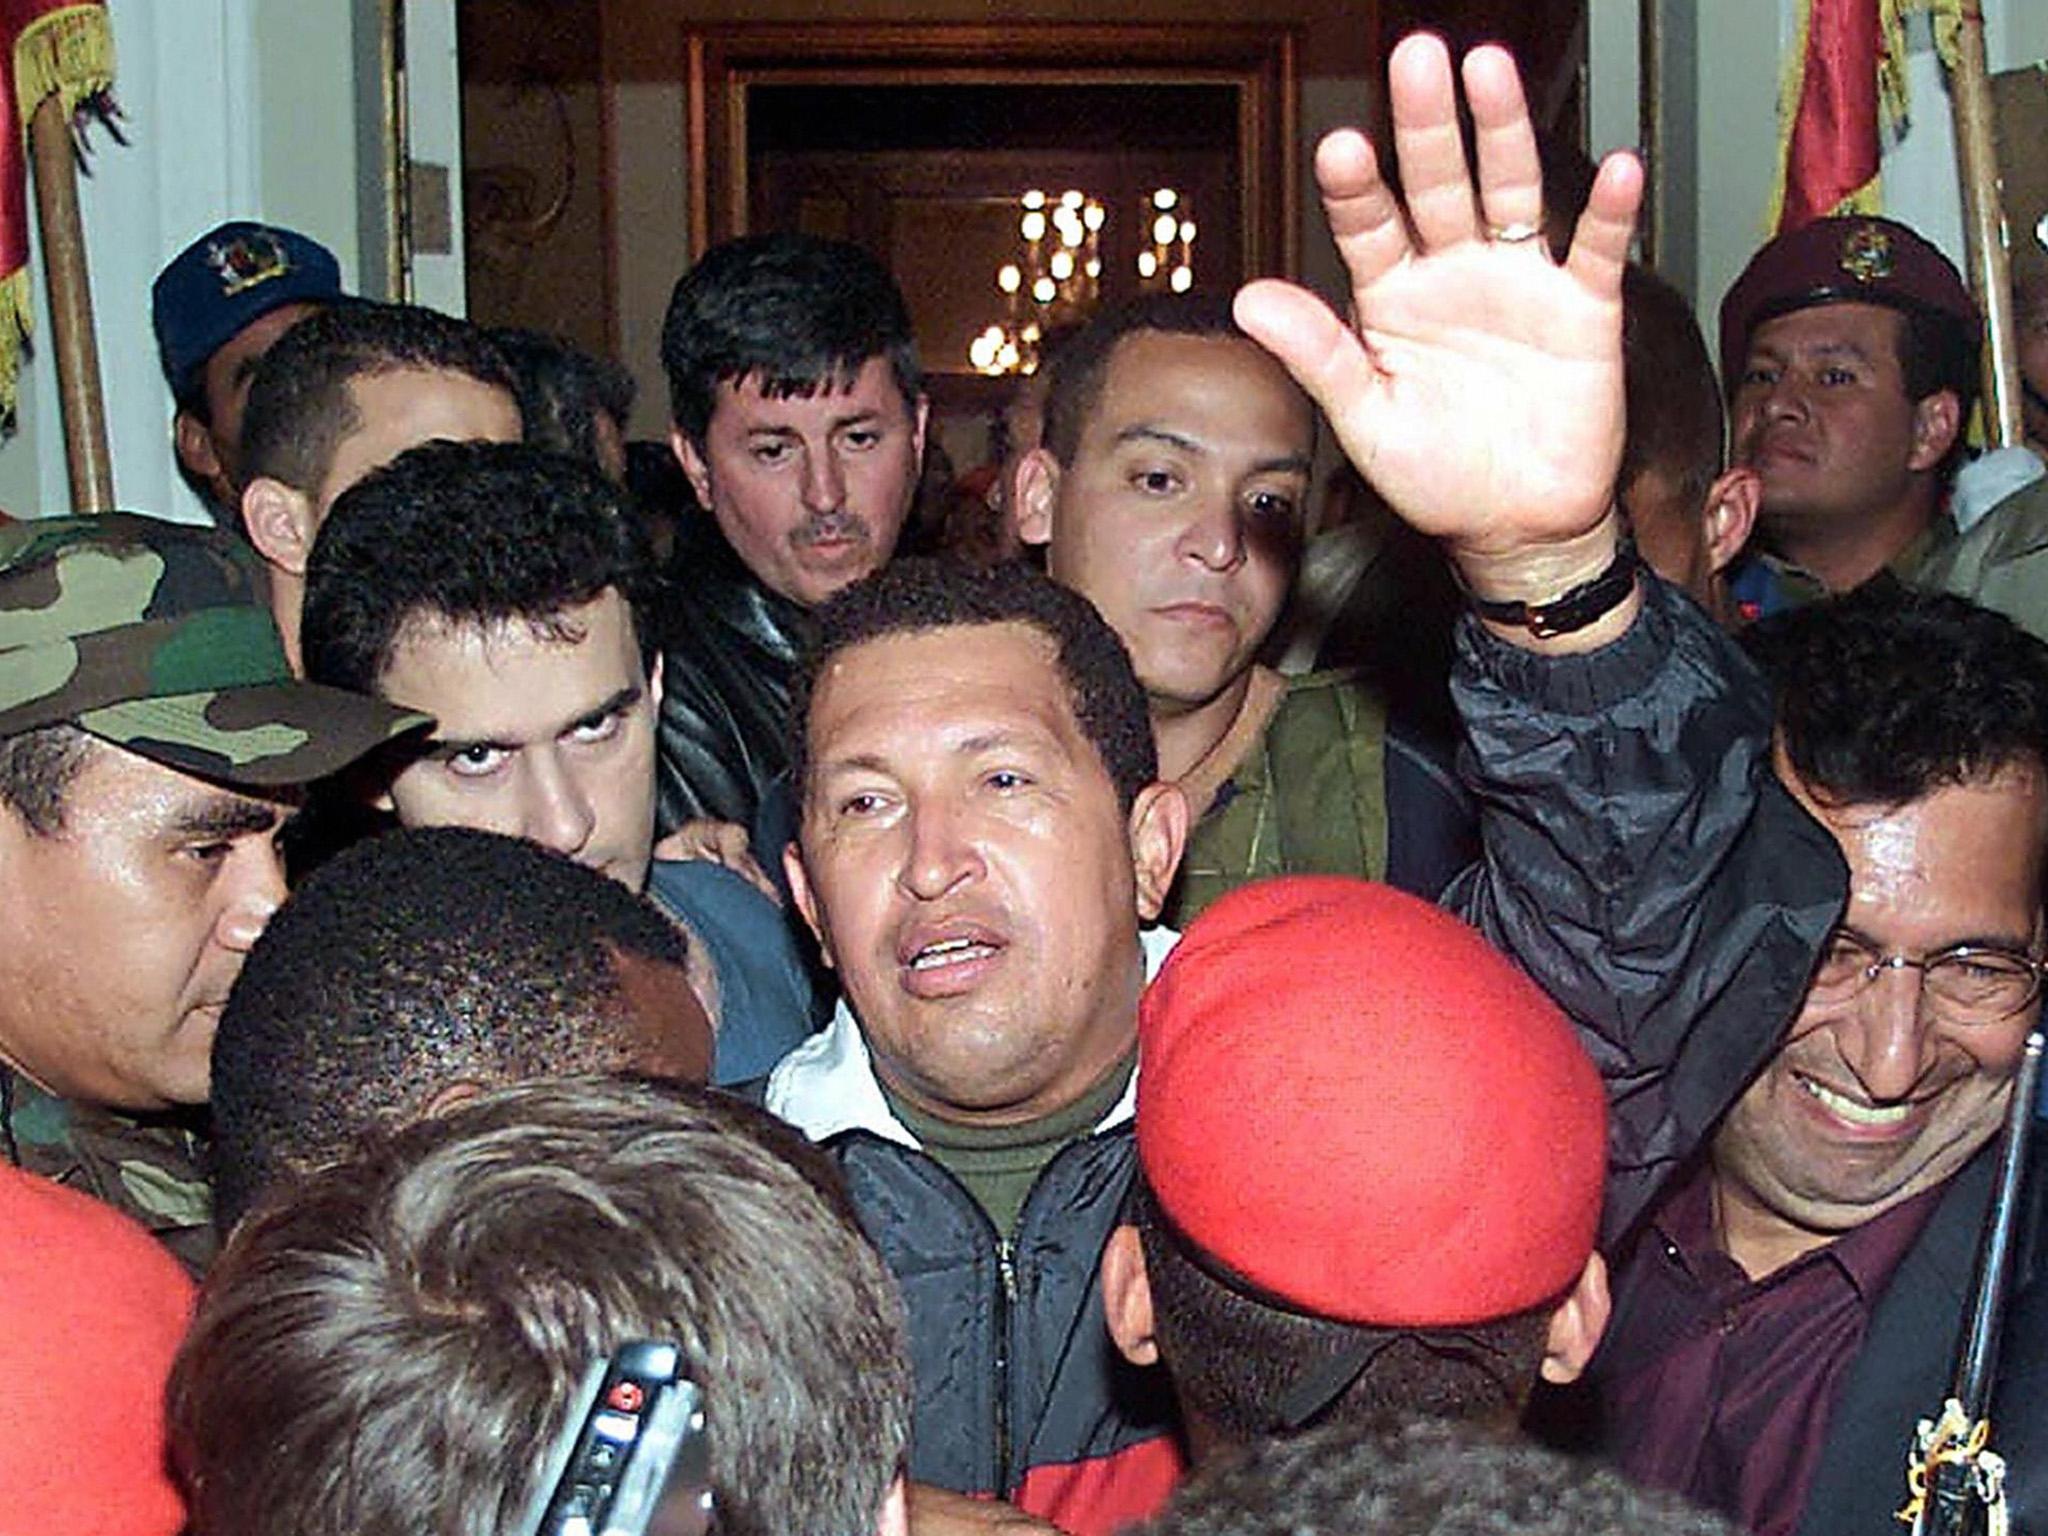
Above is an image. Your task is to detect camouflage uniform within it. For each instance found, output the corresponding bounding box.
[0,1067,215,1275]
[0,515,427,1271]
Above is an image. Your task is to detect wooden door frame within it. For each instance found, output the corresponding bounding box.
[676,21,1301,282]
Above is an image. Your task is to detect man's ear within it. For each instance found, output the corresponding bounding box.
[1539,1252,1611,1384]
[1908,389,1964,473]
[784,841,836,969]
[874,1474,909,1536]
[1100,1224,1160,1367]
[670,427,715,510]
[174,410,223,484]
[1128,781,1189,923]
[912,394,931,468]
[1013,447,1061,549]
[647,651,665,711]
[240,476,318,578]
[1700,465,1761,574]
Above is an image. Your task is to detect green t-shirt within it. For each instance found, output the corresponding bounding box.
[882,1053,1136,1239]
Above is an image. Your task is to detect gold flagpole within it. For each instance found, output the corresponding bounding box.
[1946,0,2023,447]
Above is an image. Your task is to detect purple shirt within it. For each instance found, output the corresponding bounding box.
[1592,1167,1944,1536]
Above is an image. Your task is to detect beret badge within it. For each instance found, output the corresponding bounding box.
[1840,221,1896,285]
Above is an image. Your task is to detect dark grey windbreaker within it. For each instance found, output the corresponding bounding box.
[1445,574,1847,1246]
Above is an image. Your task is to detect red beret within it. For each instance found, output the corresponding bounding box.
[1718,215,1979,391]
[0,1165,195,1535]
[1137,877,1604,1328]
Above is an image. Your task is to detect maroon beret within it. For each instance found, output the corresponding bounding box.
[1136,876,1605,1329]
[1718,215,1979,390]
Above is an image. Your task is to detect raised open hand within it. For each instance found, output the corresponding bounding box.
[1235,35,1642,579]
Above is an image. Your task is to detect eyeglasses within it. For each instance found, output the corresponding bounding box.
[1807,930,2048,1024]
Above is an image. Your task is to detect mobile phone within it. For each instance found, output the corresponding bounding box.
[516,1339,713,1536]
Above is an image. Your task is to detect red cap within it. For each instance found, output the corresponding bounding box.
[1718,215,1979,391]
[0,1165,195,1535]
[1137,877,1605,1328]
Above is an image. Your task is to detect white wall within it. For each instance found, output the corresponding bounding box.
[0,0,432,524]
[1619,0,2048,353]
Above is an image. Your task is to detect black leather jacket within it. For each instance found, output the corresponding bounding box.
[653,520,811,834]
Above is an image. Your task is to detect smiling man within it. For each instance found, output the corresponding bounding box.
[1718,216,1979,610]
[1567,586,2048,1536]
[1017,296,1473,921]
[655,233,928,840]
[0,515,424,1273]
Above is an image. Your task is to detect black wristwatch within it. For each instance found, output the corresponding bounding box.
[1467,535,1640,638]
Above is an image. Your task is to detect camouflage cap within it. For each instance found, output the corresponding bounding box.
[0,514,428,788]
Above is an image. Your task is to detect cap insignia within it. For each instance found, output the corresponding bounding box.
[205,230,292,298]
[1840,222,1895,284]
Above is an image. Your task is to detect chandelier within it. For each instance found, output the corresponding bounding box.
[969,186,1203,377]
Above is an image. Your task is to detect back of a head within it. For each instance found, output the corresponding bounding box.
[490,326,637,468]
[208,826,706,1230]
[662,232,920,445]
[238,300,514,495]
[1040,293,1248,466]
[171,1075,913,1536]
[1133,877,1606,1442]
[792,555,1158,813]
[1139,1417,1740,1536]
[302,438,655,694]
[1620,263,1723,516]
[1744,584,2048,807]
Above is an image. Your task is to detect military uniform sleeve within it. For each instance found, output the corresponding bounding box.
[1444,575,1847,1246]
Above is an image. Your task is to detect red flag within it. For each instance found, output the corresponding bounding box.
[1775,0,1891,232]
[0,0,114,421]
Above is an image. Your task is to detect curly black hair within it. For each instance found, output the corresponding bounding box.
[790,556,1157,812]
[302,438,656,694]
[661,233,920,446]
[1744,584,2048,807]
[208,825,695,1232]
[1139,1416,1740,1536]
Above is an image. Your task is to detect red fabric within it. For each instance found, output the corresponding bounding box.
[1780,0,1884,233]
[1137,876,1605,1328]
[0,1163,195,1536]
[0,2,112,343]
[1014,1431,1186,1536]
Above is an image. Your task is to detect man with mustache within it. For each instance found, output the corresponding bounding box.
[1717,217,1978,614]
[655,233,928,851]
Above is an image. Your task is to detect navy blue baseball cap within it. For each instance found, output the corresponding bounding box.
[151,221,344,402]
